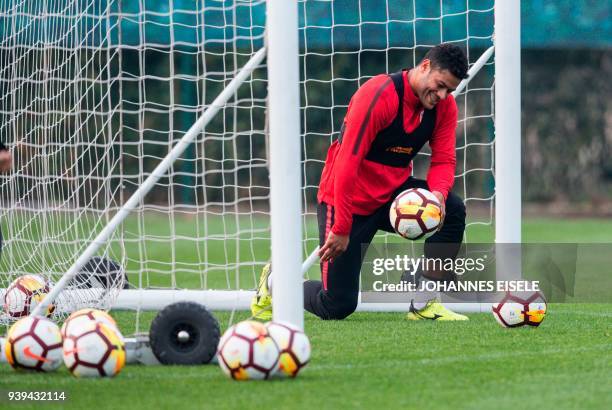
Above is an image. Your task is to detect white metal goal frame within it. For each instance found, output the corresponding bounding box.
[0,1,520,329]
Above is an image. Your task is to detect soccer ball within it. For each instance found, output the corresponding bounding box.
[62,321,126,377]
[265,321,311,377]
[4,316,63,372]
[3,274,55,318]
[389,188,442,240]
[61,308,118,338]
[492,291,547,328]
[217,320,280,380]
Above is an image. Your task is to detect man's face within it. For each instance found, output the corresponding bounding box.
[412,60,461,109]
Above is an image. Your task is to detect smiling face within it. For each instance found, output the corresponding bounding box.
[410,59,461,109]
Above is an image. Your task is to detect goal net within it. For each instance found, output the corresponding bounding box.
[0,0,499,330]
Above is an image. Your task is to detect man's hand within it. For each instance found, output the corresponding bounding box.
[0,150,12,173]
[431,190,446,230]
[319,231,349,262]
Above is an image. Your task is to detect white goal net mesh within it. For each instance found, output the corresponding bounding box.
[0,0,494,328]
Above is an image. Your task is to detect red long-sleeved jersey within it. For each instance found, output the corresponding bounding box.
[317,70,458,235]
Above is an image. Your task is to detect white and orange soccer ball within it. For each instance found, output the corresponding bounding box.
[492,291,547,328]
[62,321,126,377]
[265,321,311,378]
[217,320,280,380]
[4,316,63,372]
[389,188,442,240]
[3,274,55,318]
[61,308,118,338]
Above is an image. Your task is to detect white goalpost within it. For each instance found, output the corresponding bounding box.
[266,0,303,328]
[0,0,519,330]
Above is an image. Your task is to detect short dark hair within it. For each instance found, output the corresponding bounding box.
[423,43,469,80]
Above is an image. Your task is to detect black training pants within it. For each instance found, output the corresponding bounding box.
[303,177,466,320]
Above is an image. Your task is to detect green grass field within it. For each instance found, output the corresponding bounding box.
[1,218,611,410]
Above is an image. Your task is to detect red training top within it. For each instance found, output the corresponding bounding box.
[317,70,458,236]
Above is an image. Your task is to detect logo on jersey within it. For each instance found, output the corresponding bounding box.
[385,146,413,155]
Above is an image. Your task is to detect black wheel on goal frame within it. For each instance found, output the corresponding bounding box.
[149,302,220,365]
